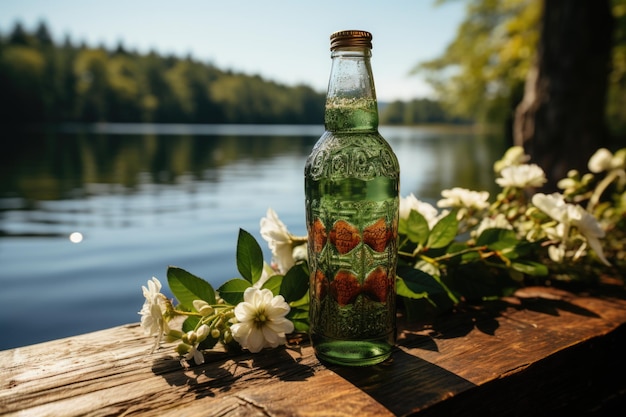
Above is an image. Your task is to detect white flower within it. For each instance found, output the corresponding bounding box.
[496,164,547,188]
[230,288,294,353]
[138,277,167,352]
[185,345,204,365]
[532,193,610,266]
[531,193,569,223]
[400,193,442,228]
[142,276,163,305]
[475,213,513,237]
[260,208,295,274]
[568,204,610,266]
[588,148,613,173]
[494,146,530,173]
[139,299,164,336]
[437,187,489,210]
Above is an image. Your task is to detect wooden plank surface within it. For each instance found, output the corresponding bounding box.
[2,284,626,416]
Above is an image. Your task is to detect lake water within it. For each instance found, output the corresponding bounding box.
[0,124,505,350]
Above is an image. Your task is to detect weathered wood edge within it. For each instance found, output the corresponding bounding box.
[1,285,626,416]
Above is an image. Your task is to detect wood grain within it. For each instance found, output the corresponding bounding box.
[2,285,626,416]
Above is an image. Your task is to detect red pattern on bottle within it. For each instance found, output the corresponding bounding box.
[330,270,360,306]
[363,266,391,303]
[329,220,361,254]
[310,218,327,254]
[363,217,391,252]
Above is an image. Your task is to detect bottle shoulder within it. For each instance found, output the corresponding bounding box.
[305,131,399,181]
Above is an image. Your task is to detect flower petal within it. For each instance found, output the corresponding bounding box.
[262,325,282,346]
[585,235,611,266]
[234,301,256,322]
[246,327,266,353]
[266,317,294,334]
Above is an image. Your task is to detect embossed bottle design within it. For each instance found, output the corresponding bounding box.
[305,30,400,366]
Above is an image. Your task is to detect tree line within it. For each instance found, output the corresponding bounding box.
[0,21,466,127]
[0,21,328,125]
[379,99,471,125]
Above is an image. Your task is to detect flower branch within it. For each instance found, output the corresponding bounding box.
[139,145,625,364]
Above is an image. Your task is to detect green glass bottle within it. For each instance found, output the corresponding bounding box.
[304,30,400,366]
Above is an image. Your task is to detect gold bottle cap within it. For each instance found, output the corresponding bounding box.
[330,30,372,50]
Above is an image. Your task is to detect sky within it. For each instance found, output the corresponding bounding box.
[0,0,466,102]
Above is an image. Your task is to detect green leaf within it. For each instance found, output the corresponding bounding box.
[167,266,216,310]
[511,240,541,258]
[217,278,251,305]
[182,315,200,333]
[262,274,283,296]
[396,276,429,300]
[476,228,518,251]
[280,263,310,303]
[396,265,447,297]
[400,209,430,245]
[236,228,264,284]
[287,307,309,320]
[291,319,310,333]
[511,260,549,276]
[426,210,458,249]
[289,290,310,309]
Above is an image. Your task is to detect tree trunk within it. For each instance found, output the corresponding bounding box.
[514,0,614,191]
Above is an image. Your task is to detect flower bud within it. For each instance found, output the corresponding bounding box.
[193,300,214,316]
[613,149,626,169]
[566,169,579,179]
[557,178,576,190]
[581,173,594,185]
[182,330,197,345]
[211,328,221,339]
[292,244,308,262]
[196,324,210,342]
[588,148,613,173]
[176,343,191,355]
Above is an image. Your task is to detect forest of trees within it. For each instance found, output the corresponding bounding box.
[0,21,465,127]
[0,21,329,125]
[4,0,625,142]
[379,98,471,125]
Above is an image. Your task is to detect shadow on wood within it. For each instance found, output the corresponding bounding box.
[331,349,476,415]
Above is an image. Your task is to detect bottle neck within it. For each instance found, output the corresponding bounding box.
[325,48,379,132]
